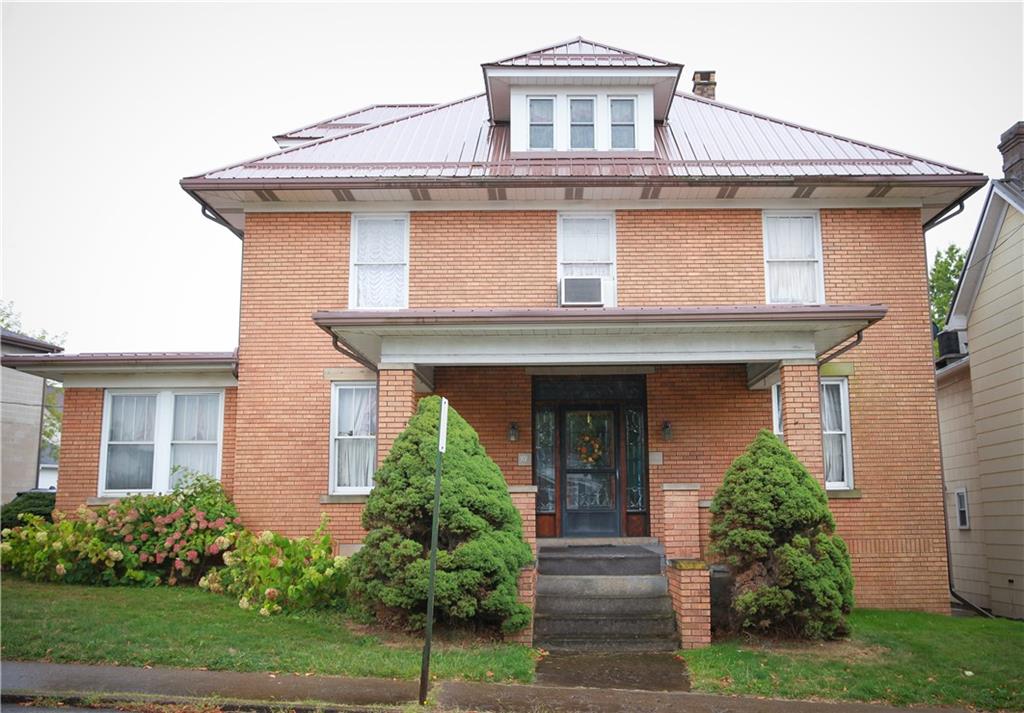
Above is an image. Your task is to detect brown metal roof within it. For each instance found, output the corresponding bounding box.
[1,328,63,354]
[1,351,237,369]
[484,37,678,68]
[313,304,888,328]
[273,103,437,143]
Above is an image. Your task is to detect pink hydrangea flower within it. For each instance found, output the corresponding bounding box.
[207,544,220,555]
[174,558,185,570]
[213,518,226,529]
[186,549,199,562]
[165,537,175,548]
[139,552,149,563]
[173,542,182,553]
[155,553,166,564]
[128,545,138,553]
[124,534,134,543]
[140,533,149,542]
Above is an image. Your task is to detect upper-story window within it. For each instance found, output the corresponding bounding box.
[569,97,595,150]
[528,97,555,150]
[609,98,636,150]
[763,210,824,304]
[100,389,224,495]
[558,213,617,305]
[350,215,409,309]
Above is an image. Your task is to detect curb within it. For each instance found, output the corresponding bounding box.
[1,691,405,713]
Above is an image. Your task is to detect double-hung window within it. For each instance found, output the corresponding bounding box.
[763,211,824,304]
[528,97,555,150]
[954,489,970,529]
[350,215,409,309]
[609,98,636,149]
[101,389,224,495]
[330,382,378,494]
[558,213,617,304]
[820,377,853,490]
[569,97,595,150]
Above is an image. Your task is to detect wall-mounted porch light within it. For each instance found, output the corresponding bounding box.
[508,422,519,442]
[661,420,673,441]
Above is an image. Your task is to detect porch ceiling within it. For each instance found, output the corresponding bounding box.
[312,304,886,371]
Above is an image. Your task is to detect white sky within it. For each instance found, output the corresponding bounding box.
[3,1,1021,352]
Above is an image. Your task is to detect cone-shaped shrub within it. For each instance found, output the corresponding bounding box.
[348,396,533,633]
[709,430,854,639]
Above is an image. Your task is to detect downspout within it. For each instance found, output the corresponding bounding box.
[940,484,994,618]
[330,334,378,372]
[817,330,863,366]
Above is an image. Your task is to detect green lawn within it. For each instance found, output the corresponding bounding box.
[684,609,1024,711]
[0,578,535,683]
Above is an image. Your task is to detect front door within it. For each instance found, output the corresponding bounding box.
[560,408,620,537]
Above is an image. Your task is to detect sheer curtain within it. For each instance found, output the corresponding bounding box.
[354,218,407,308]
[561,216,614,279]
[765,215,820,303]
[821,382,847,485]
[336,385,378,489]
[170,393,220,486]
[106,394,157,490]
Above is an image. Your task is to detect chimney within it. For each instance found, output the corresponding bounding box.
[998,121,1024,188]
[692,71,716,100]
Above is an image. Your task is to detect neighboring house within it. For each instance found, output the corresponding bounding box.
[936,122,1024,620]
[36,383,63,490]
[4,39,987,646]
[1,328,63,502]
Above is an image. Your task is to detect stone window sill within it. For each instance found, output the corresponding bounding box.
[86,497,119,506]
[827,488,863,500]
[319,494,369,504]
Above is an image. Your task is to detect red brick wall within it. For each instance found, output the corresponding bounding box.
[668,565,712,649]
[220,387,238,497]
[54,388,104,513]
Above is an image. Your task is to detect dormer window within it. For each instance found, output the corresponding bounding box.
[610,98,636,150]
[570,98,595,149]
[528,97,555,149]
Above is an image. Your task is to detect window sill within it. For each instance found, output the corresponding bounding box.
[827,488,862,500]
[87,497,120,506]
[320,494,370,504]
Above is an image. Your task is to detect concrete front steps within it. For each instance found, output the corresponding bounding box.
[534,540,678,652]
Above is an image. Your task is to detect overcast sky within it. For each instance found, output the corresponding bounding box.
[3,2,1021,352]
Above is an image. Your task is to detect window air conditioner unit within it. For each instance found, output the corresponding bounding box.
[560,277,605,307]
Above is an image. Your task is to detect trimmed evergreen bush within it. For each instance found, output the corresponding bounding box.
[1,491,56,530]
[709,430,854,639]
[348,396,533,633]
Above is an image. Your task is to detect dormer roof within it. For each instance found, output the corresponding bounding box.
[481,37,683,122]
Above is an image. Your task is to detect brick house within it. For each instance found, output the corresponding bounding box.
[4,39,987,648]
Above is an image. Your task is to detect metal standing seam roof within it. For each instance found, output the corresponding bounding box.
[274,103,437,142]
[187,92,980,183]
[0,327,64,354]
[485,37,677,68]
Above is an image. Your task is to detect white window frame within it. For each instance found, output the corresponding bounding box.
[348,214,410,310]
[771,382,784,437]
[762,210,826,305]
[608,96,637,150]
[954,488,970,529]
[527,96,556,150]
[98,388,225,497]
[568,96,596,151]
[820,376,854,491]
[329,381,379,495]
[557,212,618,307]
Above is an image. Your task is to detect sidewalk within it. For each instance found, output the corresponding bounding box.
[1,661,968,713]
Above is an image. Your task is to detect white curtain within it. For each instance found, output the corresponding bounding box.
[355,218,407,308]
[336,386,377,488]
[562,217,613,278]
[821,383,846,484]
[170,393,219,485]
[766,216,819,303]
[106,394,156,490]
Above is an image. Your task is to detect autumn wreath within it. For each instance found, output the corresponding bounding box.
[576,431,604,465]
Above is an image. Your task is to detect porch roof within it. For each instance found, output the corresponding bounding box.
[312,304,887,372]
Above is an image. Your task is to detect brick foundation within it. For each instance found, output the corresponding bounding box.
[667,562,712,649]
[507,566,537,645]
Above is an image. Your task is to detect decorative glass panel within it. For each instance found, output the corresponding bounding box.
[534,376,644,402]
[566,411,613,470]
[625,407,646,512]
[533,409,556,513]
[107,444,155,490]
[565,472,614,510]
[529,125,553,150]
[772,383,784,436]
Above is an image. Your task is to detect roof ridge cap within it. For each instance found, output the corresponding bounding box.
[487,36,676,66]
[674,91,979,175]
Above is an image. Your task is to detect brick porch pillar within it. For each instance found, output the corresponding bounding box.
[376,369,418,465]
[507,485,537,645]
[661,482,710,648]
[780,362,825,486]
[661,483,702,560]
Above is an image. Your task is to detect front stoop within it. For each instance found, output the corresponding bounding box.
[534,542,678,652]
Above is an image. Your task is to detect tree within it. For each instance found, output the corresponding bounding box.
[929,244,966,330]
[709,430,854,639]
[348,396,533,633]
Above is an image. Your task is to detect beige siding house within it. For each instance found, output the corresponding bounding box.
[936,122,1024,619]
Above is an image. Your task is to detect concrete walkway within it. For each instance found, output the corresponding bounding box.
[1,661,967,713]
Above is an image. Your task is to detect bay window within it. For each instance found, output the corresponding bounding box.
[100,389,223,495]
[330,381,378,493]
[763,211,824,304]
[820,377,853,490]
[350,215,409,309]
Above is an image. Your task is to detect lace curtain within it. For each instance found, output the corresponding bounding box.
[170,393,220,487]
[336,385,378,489]
[106,394,157,490]
[561,216,614,278]
[354,218,407,308]
[765,215,820,303]
[821,382,847,485]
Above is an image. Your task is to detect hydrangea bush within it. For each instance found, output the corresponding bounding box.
[709,430,854,639]
[348,396,533,634]
[200,516,348,616]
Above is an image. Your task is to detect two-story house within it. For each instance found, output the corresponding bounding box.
[5,39,986,647]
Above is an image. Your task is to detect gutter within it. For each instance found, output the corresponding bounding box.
[923,182,986,232]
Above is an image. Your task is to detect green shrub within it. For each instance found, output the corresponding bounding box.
[1,473,242,586]
[1,491,56,530]
[200,516,348,616]
[709,430,854,639]
[348,396,533,633]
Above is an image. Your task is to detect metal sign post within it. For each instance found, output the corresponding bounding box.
[419,397,448,705]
